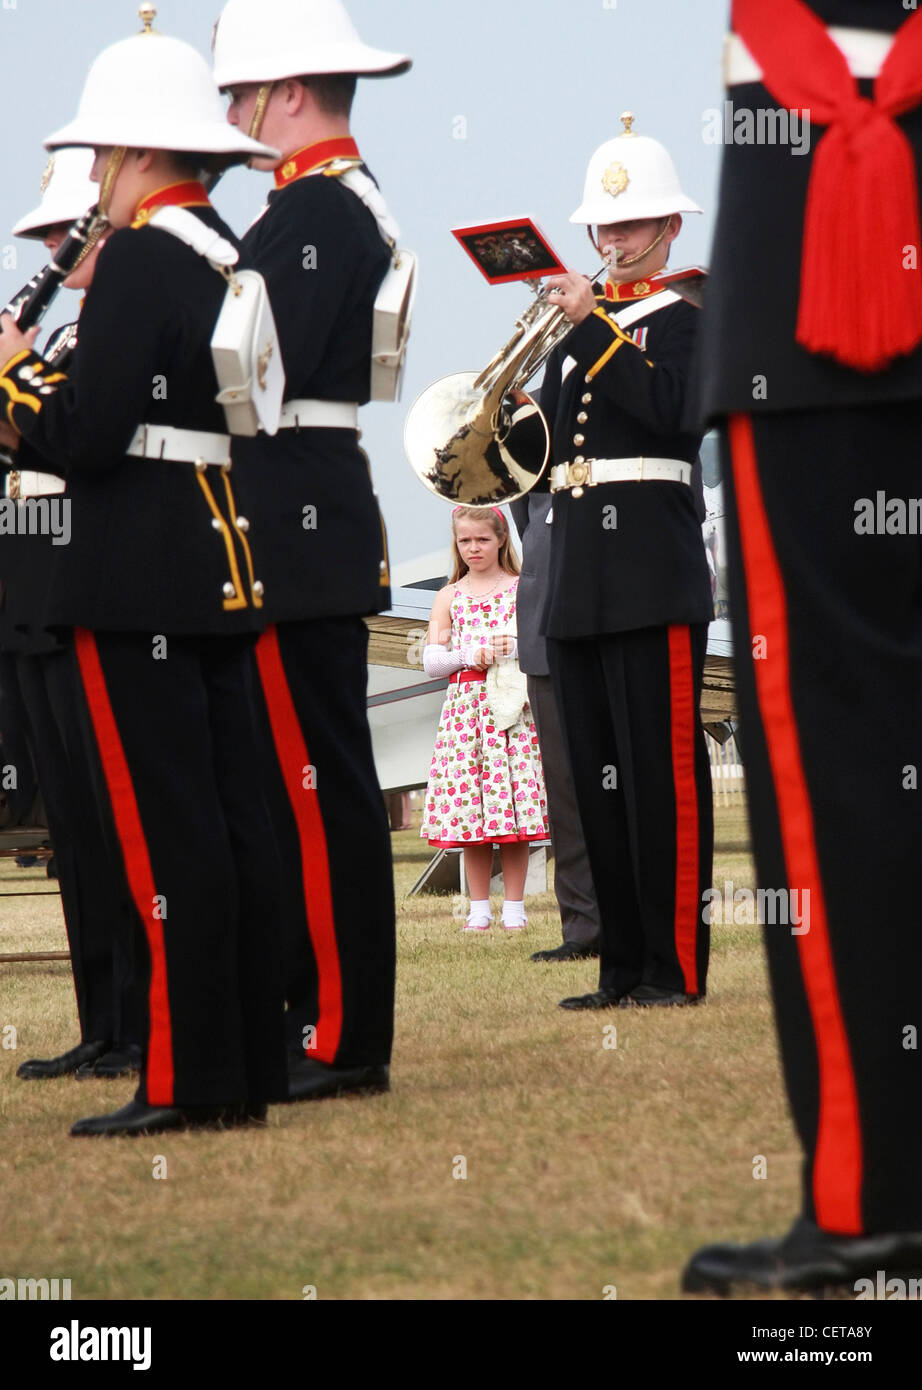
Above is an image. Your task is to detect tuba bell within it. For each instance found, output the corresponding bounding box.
[404,263,607,506]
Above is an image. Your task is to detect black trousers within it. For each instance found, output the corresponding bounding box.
[547,624,713,998]
[0,653,40,825]
[526,673,600,945]
[722,407,922,1236]
[12,646,140,1048]
[253,618,395,1069]
[71,629,287,1108]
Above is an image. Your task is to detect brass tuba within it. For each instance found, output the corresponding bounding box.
[404,264,606,506]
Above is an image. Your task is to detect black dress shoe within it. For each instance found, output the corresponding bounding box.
[286,1056,390,1102]
[70,1099,235,1137]
[531,938,600,962]
[16,1040,109,1080]
[682,1216,922,1296]
[558,988,624,1010]
[75,1044,143,1079]
[625,984,704,1007]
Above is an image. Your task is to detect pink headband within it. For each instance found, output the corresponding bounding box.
[452,505,505,523]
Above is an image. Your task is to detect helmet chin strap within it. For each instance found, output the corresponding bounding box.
[248,83,274,147]
[589,216,672,272]
[97,146,127,221]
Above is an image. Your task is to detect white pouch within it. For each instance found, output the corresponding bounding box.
[148,206,285,436]
[211,271,285,437]
[332,164,417,403]
[370,246,417,403]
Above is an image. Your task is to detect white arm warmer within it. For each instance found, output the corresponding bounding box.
[423,638,518,676]
[423,645,467,678]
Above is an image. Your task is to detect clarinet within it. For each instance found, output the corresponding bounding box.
[0,207,103,477]
[2,203,106,332]
[43,320,79,373]
[0,205,100,483]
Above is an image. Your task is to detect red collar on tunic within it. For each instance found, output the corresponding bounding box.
[604,277,664,302]
[273,137,361,188]
[603,268,706,302]
[131,182,211,229]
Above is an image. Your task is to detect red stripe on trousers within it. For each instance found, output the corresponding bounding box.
[255,625,342,1063]
[728,413,863,1234]
[73,629,174,1104]
[667,624,700,995]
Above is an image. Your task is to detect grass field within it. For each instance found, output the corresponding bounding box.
[0,801,811,1301]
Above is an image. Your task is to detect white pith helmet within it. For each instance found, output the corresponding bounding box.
[212,0,411,87]
[14,149,98,239]
[570,113,702,226]
[43,6,279,162]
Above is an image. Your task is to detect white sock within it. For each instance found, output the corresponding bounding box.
[502,899,526,927]
[467,898,492,926]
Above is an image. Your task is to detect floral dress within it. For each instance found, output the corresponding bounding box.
[421,580,549,847]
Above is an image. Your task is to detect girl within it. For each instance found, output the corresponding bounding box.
[421,506,548,931]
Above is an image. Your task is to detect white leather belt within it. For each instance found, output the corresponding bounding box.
[4,469,65,498]
[550,457,693,493]
[278,399,359,430]
[126,424,231,465]
[724,28,893,85]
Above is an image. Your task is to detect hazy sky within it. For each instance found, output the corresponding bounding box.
[1,0,728,568]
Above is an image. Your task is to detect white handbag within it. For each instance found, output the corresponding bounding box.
[485,615,529,731]
[148,206,285,436]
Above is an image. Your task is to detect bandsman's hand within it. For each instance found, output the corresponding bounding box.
[493,634,516,657]
[545,271,596,326]
[0,313,40,373]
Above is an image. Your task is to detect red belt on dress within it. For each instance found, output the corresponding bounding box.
[449,669,487,684]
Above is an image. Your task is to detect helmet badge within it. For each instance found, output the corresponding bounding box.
[602,163,629,198]
[40,155,55,195]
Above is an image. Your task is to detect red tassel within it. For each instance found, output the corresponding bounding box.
[733,0,922,372]
[799,107,922,370]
